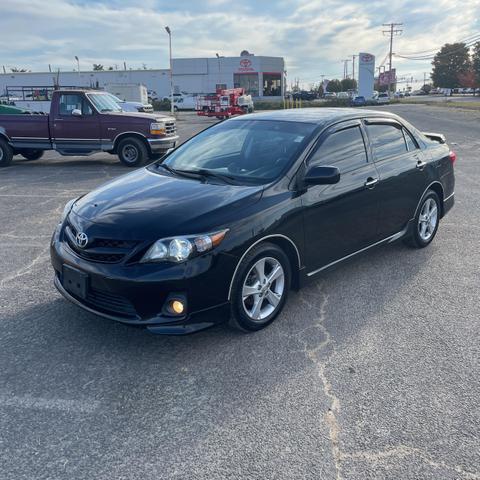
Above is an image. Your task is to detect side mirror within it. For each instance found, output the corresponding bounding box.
[304,165,340,185]
[71,109,82,117]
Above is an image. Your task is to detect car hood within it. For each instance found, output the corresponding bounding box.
[107,111,174,122]
[70,168,263,240]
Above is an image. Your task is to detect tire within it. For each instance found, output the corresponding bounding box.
[229,242,291,332]
[403,190,441,248]
[117,137,148,167]
[0,138,13,167]
[20,149,44,161]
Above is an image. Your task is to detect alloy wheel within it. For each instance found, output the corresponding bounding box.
[418,197,438,242]
[242,256,285,321]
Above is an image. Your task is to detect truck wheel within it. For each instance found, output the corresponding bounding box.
[21,149,44,161]
[0,138,13,167]
[117,137,148,167]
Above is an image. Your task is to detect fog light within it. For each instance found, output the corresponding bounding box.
[170,300,184,315]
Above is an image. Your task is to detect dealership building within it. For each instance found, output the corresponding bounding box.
[0,53,285,100]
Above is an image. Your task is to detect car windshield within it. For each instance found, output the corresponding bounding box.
[87,93,123,113]
[153,119,316,185]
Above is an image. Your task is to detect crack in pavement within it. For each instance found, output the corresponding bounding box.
[0,246,49,287]
[342,446,480,479]
[295,284,480,480]
[297,283,343,479]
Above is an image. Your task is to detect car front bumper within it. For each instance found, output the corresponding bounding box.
[50,227,236,335]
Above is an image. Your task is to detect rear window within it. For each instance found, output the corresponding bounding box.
[367,123,408,161]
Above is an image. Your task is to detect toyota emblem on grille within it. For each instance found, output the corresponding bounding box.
[75,232,89,248]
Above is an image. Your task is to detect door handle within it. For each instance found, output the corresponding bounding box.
[364,177,379,189]
[416,160,427,171]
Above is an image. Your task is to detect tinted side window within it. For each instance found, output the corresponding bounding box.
[403,129,418,151]
[59,94,93,116]
[366,124,408,160]
[309,126,367,172]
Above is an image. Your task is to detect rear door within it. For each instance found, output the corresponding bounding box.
[51,93,101,152]
[301,121,382,272]
[364,119,429,238]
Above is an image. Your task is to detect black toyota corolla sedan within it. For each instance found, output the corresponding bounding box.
[50,109,455,334]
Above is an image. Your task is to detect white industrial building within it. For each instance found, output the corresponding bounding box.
[0,53,285,100]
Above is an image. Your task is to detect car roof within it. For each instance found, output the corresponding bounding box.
[233,108,399,125]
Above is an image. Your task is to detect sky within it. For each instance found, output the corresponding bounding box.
[1,0,479,89]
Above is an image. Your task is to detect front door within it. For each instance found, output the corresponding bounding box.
[52,93,101,153]
[364,120,429,238]
[301,121,381,273]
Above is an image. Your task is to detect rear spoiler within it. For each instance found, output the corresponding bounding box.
[422,132,446,144]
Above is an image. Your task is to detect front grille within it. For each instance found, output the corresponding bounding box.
[165,121,176,136]
[64,221,138,264]
[84,288,138,319]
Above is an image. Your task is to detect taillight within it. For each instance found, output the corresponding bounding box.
[449,151,456,165]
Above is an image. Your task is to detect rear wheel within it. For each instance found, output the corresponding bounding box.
[404,190,441,248]
[229,243,291,332]
[20,149,44,161]
[0,138,13,167]
[117,137,148,167]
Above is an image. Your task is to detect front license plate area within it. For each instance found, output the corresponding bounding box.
[63,265,89,299]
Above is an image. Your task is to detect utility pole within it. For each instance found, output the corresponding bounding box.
[341,59,351,79]
[382,22,403,94]
[351,55,357,84]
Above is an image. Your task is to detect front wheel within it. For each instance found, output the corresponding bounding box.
[21,149,44,161]
[117,137,148,167]
[404,190,441,248]
[229,243,291,332]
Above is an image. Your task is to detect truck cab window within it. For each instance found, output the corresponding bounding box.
[59,94,93,116]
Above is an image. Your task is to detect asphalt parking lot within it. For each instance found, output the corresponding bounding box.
[0,105,479,480]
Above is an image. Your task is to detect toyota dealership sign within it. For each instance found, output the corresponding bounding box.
[358,52,375,100]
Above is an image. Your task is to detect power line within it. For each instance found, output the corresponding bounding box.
[382,22,403,92]
[396,36,480,60]
[396,32,480,57]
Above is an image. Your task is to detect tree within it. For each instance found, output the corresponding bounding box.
[458,70,476,88]
[421,84,432,94]
[473,42,480,90]
[326,79,342,93]
[10,67,28,72]
[431,43,471,88]
[93,64,104,71]
[341,78,357,91]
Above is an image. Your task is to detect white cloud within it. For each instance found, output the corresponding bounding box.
[0,0,478,88]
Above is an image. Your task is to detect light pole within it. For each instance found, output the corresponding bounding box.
[74,56,80,82]
[216,53,221,90]
[165,26,174,115]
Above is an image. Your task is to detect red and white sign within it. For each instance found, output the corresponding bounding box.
[237,57,255,72]
[379,69,396,86]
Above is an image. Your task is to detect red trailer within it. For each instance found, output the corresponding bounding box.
[196,88,252,119]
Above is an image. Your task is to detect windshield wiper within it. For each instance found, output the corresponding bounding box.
[176,168,238,185]
[156,163,201,180]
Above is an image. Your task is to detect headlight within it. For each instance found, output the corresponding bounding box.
[60,197,77,224]
[150,122,166,135]
[141,229,228,263]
